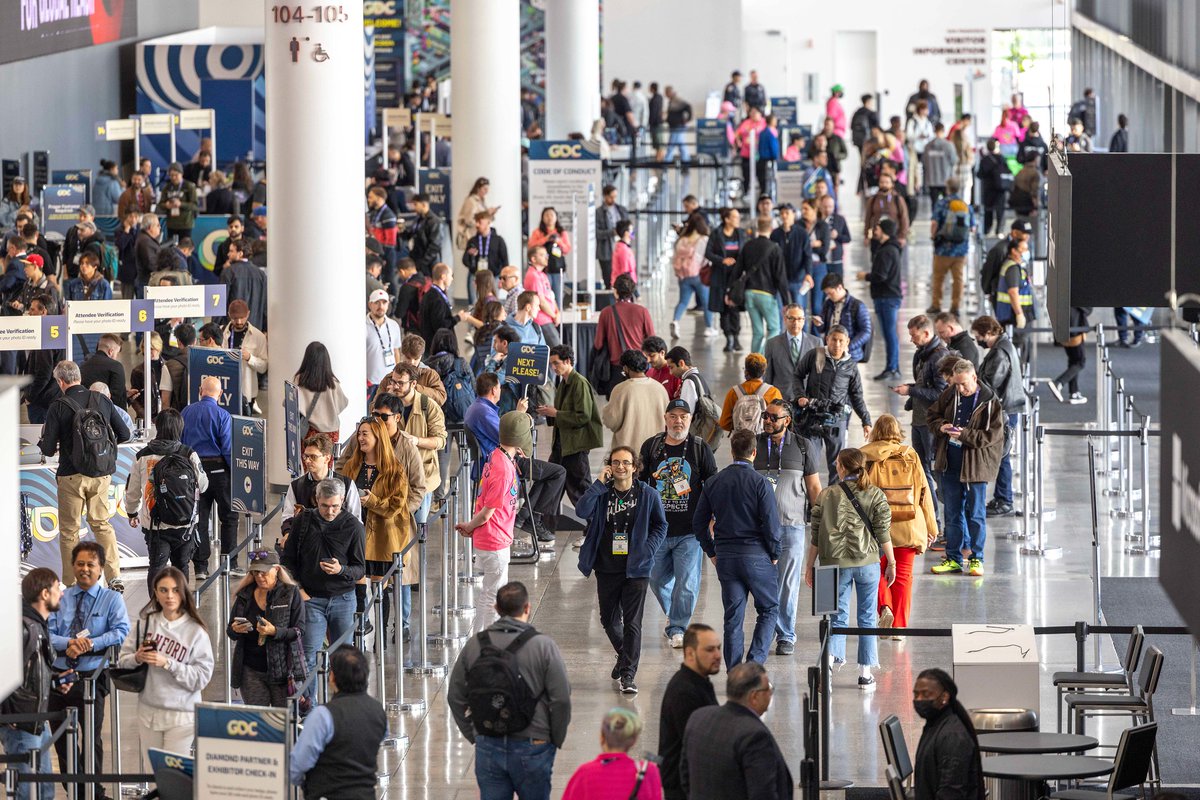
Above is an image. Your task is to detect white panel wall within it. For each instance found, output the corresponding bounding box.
[200,0,263,28]
[0,379,26,700]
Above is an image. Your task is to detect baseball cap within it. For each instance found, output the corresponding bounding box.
[248,549,279,572]
[1011,219,1033,234]
[831,84,844,93]
[252,206,267,217]
[23,254,44,269]
[12,175,25,183]
[666,399,691,414]
[369,289,390,304]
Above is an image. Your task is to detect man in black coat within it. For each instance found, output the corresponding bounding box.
[659,623,721,800]
[79,334,128,411]
[681,661,792,800]
[220,237,268,332]
[857,217,904,381]
[418,262,459,351]
[595,184,630,289]
[408,193,443,276]
[134,214,162,292]
[893,315,950,519]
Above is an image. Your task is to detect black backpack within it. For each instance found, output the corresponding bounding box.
[62,392,117,477]
[465,628,540,736]
[148,444,199,528]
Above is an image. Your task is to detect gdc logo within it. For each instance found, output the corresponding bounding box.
[207,356,224,364]
[164,755,186,769]
[364,0,397,13]
[226,720,259,736]
[547,144,583,158]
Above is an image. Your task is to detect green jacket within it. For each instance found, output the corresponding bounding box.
[552,367,603,457]
[809,478,892,568]
[156,180,199,230]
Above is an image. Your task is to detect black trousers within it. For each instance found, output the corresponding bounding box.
[50,675,107,797]
[528,458,567,530]
[194,464,240,571]
[550,438,592,505]
[595,573,648,680]
[146,528,195,584]
[1057,343,1087,394]
[599,258,613,289]
[719,307,741,336]
[984,192,1008,235]
[804,418,848,485]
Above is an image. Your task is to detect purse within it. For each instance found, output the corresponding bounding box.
[588,303,627,389]
[297,389,322,440]
[107,620,148,693]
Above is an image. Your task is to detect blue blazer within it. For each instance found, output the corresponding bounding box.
[575,479,667,579]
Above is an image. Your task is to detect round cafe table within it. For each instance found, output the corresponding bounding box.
[978,733,1099,755]
[981,754,1113,800]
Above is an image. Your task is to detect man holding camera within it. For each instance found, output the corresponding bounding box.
[792,326,871,484]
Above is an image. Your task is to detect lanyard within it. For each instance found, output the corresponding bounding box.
[371,318,393,353]
[608,486,637,535]
[433,284,451,307]
[477,231,492,258]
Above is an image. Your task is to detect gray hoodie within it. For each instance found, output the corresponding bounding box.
[447,617,572,747]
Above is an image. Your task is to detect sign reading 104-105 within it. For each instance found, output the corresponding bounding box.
[271,5,351,23]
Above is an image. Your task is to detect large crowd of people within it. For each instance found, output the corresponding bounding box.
[0,65,1137,800]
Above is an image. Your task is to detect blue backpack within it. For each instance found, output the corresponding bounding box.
[437,355,476,426]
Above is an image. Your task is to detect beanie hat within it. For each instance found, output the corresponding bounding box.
[499,411,533,456]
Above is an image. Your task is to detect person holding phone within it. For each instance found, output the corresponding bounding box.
[228,550,306,708]
[926,359,1005,577]
[116,567,213,754]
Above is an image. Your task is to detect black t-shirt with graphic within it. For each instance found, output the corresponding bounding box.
[596,485,638,574]
[640,435,717,537]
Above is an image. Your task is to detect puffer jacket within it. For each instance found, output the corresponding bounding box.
[926,382,1006,483]
[858,440,938,552]
[809,477,892,568]
[977,334,1025,414]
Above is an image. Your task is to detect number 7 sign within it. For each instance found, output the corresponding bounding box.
[206,285,228,317]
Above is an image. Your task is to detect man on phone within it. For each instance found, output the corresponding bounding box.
[281,479,366,702]
[926,359,1004,577]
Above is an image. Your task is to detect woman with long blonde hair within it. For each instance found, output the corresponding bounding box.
[861,414,938,639]
[339,417,413,642]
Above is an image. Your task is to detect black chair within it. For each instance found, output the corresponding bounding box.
[1049,722,1157,800]
[1052,626,1145,732]
[885,765,907,800]
[879,714,913,783]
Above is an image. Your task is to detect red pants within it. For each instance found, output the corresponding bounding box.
[878,547,917,628]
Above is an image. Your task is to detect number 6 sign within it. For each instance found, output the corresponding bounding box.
[130,299,156,332]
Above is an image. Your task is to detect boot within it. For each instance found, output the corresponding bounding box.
[723,335,734,353]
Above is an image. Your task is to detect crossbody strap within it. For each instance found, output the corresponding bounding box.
[838,482,875,536]
[628,759,649,800]
[611,302,627,352]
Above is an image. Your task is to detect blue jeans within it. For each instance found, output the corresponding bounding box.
[745,290,781,354]
[910,424,940,517]
[674,276,713,327]
[808,263,828,326]
[650,535,704,637]
[414,490,433,524]
[548,272,562,303]
[993,414,1018,505]
[828,562,880,667]
[715,551,779,668]
[1113,307,1144,344]
[940,468,988,565]
[774,525,806,642]
[475,735,556,800]
[665,128,690,163]
[0,726,54,800]
[874,296,902,372]
[302,590,356,700]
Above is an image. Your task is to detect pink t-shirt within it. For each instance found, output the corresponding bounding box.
[472,449,519,551]
[524,267,558,326]
[611,240,636,283]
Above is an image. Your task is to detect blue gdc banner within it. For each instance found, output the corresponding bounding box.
[696,119,729,158]
[231,416,266,515]
[504,343,550,386]
[283,381,301,478]
[41,184,87,236]
[771,97,797,125]
[194,703,287,800]
[419,168,451,219]
[188,347,242,411]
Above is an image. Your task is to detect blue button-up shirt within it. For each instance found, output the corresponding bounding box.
[181,395,233,460]
[465,397,501,479]
[288,706,334,785]
[48,582,131,672]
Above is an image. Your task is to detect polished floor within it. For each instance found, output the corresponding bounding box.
[88,194,1184,799]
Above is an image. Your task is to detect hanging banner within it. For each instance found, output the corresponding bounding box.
[527,141,603,234]
[188,346,242,412]
[41,184,87,237]
[231,416,267,515]
[146,284,228,320]
[0,315,66,351]
[696,119,729,158]
[194,703,287,799]
[67,299,155,334]
[418,168,451,219]
[771,97,798,125]
[283,381,302,478]
[1,1,137,66]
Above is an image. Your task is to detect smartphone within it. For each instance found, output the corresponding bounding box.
[142,635,158,651]
[233,617,250,626]
[320,558,336,566]
[52,670,78,688]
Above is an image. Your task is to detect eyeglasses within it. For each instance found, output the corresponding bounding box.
[301,452,324,461]
[785,315,805,322]
[609,459,634,467]
[761,412,789,422]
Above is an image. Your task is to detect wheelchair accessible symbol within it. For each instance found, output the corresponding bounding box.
[312,43,330,62]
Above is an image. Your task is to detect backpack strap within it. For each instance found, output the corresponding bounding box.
[839,482,875,536]
[754,383,770,399]
[629,760,649,800]
[505,626,539,654]
[734,385,746,399]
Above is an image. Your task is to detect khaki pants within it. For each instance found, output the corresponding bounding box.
[931,255,966,312]
[57,473,120,583]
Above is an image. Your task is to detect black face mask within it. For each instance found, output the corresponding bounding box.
[975,338,990,349]
[914,699,942,720]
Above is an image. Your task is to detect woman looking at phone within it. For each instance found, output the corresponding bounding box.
[228,550,306,708]
[117,567,214,753]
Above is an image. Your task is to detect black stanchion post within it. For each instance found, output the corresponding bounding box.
[818,616,831,782]
[1075,621,1087,673]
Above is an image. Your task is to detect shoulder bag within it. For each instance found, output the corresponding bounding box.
[107,620,148,693]
[588,303,627,389]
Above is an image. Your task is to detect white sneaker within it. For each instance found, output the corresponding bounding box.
[1068,393,1088,405]
[1047,380,1065,403]
[703,327,721,338]
[670,320,680,340]
[669,633,684,649]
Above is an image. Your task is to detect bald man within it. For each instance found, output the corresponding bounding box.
[182,374,239,578]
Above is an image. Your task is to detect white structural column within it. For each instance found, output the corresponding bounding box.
[264,4,365,485]
[544,0,600,139]
[451,0,522,290]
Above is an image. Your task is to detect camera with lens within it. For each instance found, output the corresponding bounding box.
[796,397,848,434]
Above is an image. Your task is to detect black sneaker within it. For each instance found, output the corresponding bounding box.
[858,675,876,689]
[776,640,795,656]
[108,579,125,594]
[536,529,556,543]
[611,659,621,681]
[620,677,638,694]
[986,502,1014,517]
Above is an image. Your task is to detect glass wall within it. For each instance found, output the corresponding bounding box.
[990,28,1073,137]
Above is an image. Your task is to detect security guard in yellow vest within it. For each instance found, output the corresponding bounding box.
[995,237,1033,328]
